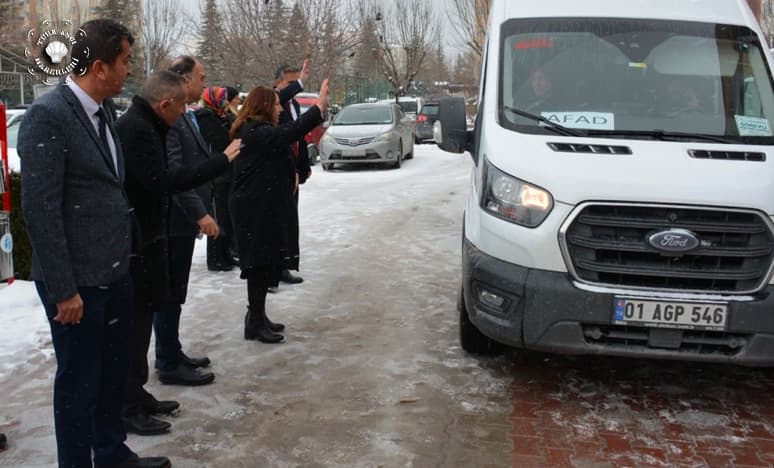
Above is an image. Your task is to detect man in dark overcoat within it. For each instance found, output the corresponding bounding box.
[116,71,241,435]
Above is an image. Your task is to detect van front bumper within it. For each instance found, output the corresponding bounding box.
[462,239,774,367]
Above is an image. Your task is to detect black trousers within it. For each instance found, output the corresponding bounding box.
[36,276,135,468]
[154,235,196,371]
[123,300,155,414]
[207,178,235,268]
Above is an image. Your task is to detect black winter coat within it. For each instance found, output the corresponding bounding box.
[278,81,312,184]
[230,106,323,285]
[116,96,230,305]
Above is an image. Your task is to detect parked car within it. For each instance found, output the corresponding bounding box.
[415,101,439,143]
[436,0,774,365]
[319,103,415,170]
[5,119,20,172]
[5,107,26,127]
[295,92,329,164]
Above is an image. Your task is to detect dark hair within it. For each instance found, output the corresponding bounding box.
[141,71,188,103]
[72,19,134,75]
[168,56,198,76]
[274,64,300,81]
[226,86,239,102]
[230,86,277,140]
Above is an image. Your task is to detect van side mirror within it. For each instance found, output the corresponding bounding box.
[434,97,469,154]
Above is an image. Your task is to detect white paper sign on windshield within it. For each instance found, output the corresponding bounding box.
[540,112,615,130]
[735,115,772,136]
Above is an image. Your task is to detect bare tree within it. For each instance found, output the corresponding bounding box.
[143,0,192,76]
[220,0,359,92]
[762,0,774,47]
[368,0,438,99]
[447,0,489,57]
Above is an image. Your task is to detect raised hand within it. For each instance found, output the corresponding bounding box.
[300,59,310,84]
[317,79,329,115]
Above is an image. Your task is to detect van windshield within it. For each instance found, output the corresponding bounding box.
[499,18,774,144]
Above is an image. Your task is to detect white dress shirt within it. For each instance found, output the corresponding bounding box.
[65,76,119,173]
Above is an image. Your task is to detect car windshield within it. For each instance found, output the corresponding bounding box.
[499,18,774,144]
[334,107,393,125]
[420,105,439,116]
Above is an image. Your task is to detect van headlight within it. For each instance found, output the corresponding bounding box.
[481,160,553,228]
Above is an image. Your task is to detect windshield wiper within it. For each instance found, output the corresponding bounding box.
[503,105,581,137]
[585,129,737,144]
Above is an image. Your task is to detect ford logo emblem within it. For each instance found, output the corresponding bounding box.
[647,229,700,253]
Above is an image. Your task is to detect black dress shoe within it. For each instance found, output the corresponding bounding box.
[0,432,6,450]
[280,269,304,284]
[180,351,211,368]
[96,454,171,468]
[158,364,215,386]
[122,411,171,436]
[141,396,179,415]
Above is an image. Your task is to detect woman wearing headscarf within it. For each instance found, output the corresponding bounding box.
[229,80,329,343]
[195,86,238,271]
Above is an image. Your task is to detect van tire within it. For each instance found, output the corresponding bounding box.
[458,285,503,355]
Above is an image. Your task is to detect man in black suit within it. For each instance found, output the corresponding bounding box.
[117,71,242,435]
[274,61,312,286]
[18,19,169,468]
[151,56,219,386]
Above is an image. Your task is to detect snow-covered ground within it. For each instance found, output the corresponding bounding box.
[0,145,520,467]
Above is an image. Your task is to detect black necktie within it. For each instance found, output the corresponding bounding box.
[95,107,111,155]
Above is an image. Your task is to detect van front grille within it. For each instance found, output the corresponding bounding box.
[582,325,748,356]
[561,204,774,294]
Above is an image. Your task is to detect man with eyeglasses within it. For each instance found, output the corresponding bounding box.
[116,71,242,435]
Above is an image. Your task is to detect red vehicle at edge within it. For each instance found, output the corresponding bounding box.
[294,92,328,164]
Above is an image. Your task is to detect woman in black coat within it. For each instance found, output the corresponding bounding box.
[229,81,329,343]
[196,87,238,271]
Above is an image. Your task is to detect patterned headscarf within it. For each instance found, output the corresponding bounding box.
[201,87,228,117]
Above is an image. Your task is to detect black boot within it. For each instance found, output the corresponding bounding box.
[244,306,284,343]
[265,313,285,332]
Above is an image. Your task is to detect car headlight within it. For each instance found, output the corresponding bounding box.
[481,159,553,228]
[374,132,393,143]
[321,133,334,145]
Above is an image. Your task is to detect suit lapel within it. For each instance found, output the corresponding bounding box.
[183,113,212,154]
[59,85,119,179]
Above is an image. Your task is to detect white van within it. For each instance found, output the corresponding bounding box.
[379,96,424,119]
[435,0,774,365]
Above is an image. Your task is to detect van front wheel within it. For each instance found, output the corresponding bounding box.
[458,285,503,355]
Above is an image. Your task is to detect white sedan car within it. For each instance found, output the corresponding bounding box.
[319,103,415,170]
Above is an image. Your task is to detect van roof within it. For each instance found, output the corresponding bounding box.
[497,0,756,27]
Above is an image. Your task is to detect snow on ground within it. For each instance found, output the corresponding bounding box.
[0,145,519,467]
